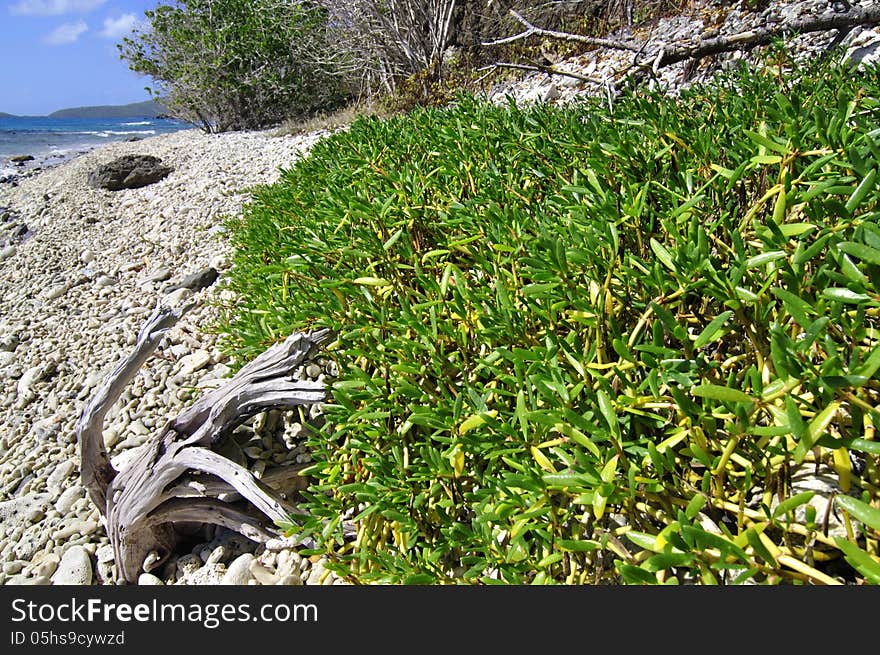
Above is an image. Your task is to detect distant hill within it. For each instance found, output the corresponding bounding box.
[48,100,169,119]
[0,112,17,119]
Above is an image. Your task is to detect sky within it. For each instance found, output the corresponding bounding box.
[0,0,162,115]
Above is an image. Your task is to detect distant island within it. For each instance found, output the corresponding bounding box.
[49,100,170,119]
[0,100,171,119]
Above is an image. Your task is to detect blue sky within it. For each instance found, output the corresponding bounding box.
[1,1,161,115]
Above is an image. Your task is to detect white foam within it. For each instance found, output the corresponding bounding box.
[74,130,157,137]
[122,121,151,126]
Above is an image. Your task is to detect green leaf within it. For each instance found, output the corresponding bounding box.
[751,154,783,165]
[834,538,880,584]
[744,129,790,154]
[685,494,706,520]
[772,491,815,519]
[626,531,662,552]
[821,288,871,303]
[557,539,600,552]
[691,384,754,404]
[597,390,620,439]
[553,422,601,457]
[680,525,749,562]
[353,276,390,286]
[795,401,840,463]
[618,564,658,584]
[745,528,777,567]
[835,495,880,533]
[745,251,786,269]
[771,288,815,327]
[837,241,880,266]
[844,168,877,214]
[650,238,676,272]
[403,573,437,585]
[644,552,695,571]
[694,311,733,348]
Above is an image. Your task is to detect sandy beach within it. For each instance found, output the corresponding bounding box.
[0,126,347,585]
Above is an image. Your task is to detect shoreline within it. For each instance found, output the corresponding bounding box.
[0,125,345,586]
[0,118,195,182]
[0,140,123,184]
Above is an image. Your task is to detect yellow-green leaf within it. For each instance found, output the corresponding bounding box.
[794,401,839,463]
[531,446,556,473]
[691,384,754,404]
[353,276,390,286]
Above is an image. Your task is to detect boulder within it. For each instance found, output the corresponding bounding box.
[9,155,34,164]
[88,154,173,191]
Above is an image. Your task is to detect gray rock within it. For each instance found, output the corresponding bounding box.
[0,333,19,352]
[179,350,211,376]
[149,267,172,282]
[163,287,193,306]
[96,544,115,564]
[29,554,60,579]
[221,553,255,585]
[96,275,118,287]
[0,245,15,261]
[55,485,84,514]
[43,283,68,300]
[51,546,93,585]
[138,573,164,585]
[46,460,76,494]
[3,560,24,575]
[306,559,327,585]
[248,559,278,585]
[51,519,98,540]
[175,553,203,578]
[164,267,218,293]
[88,154,173,191]
[182,563,225,585]
[0,493,51,526]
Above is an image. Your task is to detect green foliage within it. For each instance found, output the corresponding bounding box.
[119,0,346,133]
[220,55,880,584]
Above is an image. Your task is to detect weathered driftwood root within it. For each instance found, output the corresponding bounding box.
[76,303,332,582]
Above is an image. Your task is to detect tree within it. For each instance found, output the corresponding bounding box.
[317,1,611,102]
[119,0,346,133]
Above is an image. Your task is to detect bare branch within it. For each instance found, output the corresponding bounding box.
[485,61,603,84]
[650,5,880,71]
[491,5,880,92]
[76,303,191,511]
[483,9,641,52]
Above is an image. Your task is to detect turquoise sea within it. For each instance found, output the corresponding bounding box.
[0,115,192,176]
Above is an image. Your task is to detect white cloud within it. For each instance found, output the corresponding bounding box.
[98,13,138,39]
[10,0,106,16]
[43,20,87,45]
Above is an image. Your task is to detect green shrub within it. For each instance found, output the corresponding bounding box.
[220,55,880,584]
[120,0,346,132]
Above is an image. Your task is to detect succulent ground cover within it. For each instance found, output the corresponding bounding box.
[219,51,880,584]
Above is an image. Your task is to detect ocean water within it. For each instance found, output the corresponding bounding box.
[0,115,192,176]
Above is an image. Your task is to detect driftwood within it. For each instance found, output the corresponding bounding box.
[76,303,331,582]
[484,5,880,89]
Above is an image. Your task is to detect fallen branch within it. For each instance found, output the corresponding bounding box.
[483,9,641,52]
[77,302,332,582]
[485,5,880,88]
[647,5,880,71]
[482,61,604,84]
